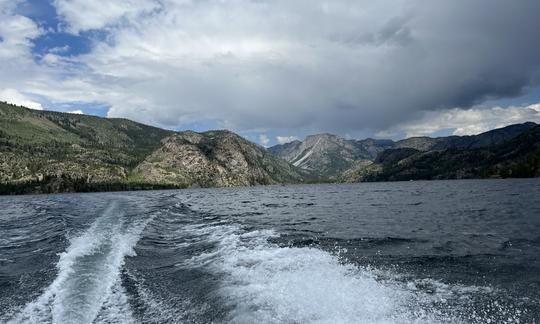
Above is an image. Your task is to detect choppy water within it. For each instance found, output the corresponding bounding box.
[1,179,539,324]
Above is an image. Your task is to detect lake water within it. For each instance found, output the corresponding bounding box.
[1,179,539,323]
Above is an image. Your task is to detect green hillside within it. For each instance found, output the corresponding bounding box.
[0,102,307,194]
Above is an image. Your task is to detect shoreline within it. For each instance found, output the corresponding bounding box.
[1,176,537,196]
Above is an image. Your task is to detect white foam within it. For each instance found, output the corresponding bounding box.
[8,202,152,324]
[183,225,457,324]
[94,279,136,324]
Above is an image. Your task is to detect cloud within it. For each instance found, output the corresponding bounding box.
[68,109,83,114]
[377,103,540,138]
[258,134,270,147]
[0,0,23,13]
[2,1,540,139]
[76,0,540,133]
[49,45,70,54]
[0,88,43,110]
[0,11,41,58]
[276,136,299,144]
[53,0,161,33]
[0,2,51,112]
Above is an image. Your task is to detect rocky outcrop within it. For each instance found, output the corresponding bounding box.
[133,130,306,188]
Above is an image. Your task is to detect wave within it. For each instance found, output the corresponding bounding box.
[177,218,532,324]
[181,224,485,324]
[7,201,152,324]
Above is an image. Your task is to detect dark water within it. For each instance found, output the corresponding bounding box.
[1,179,539,323]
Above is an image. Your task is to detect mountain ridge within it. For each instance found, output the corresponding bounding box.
[0,102,307,194]
[343,125,540,182]
[269,122,538,179]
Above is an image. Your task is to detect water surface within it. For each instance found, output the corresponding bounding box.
[1,179,539,323]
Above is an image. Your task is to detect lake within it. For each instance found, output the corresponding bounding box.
[1,179,539,323]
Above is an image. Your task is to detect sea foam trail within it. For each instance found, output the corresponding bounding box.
[9,201,150,324]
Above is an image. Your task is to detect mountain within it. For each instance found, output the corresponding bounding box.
[393,122,538,151]
[342,125,540,182]
[268,134,392,178]
[0,102,306,194]
[1,101,537,194]
[270,123,538,180]
[132,130,307,187]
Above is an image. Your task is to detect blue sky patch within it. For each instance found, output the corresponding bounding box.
[15,0,58,31]
[32,32,93,57]
[42,100,110,117]
[17,0,108,59]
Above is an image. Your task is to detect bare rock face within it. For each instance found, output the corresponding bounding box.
[134,130,306,188]
[268,134,392,178]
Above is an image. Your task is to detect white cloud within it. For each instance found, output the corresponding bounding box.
[49,45,70,54]
[0,13,41,58]
[276,136,299,144]
[53,0,161,33]
[0,3,51,112]
[377,103,540,138]
[0,88,43,110]
[529,103,540,112]
[258,134,270,147]
[0,0,23,13]
[68,109,83,114]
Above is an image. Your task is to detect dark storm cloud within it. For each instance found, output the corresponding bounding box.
[322,0,540,131]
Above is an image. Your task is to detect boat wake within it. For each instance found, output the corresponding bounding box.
[179,222,523,324]
[8,201,151,324]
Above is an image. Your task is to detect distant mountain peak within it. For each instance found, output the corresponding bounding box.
[268,133,393,178]
[268,122,538,180]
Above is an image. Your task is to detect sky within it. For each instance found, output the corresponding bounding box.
[1,0,540,146]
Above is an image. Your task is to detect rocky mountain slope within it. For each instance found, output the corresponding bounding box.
[0,103,306,194]
[342,125,540,182]
[133,130,307,188]
[270,123,537,180]
[268,134,392,178]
